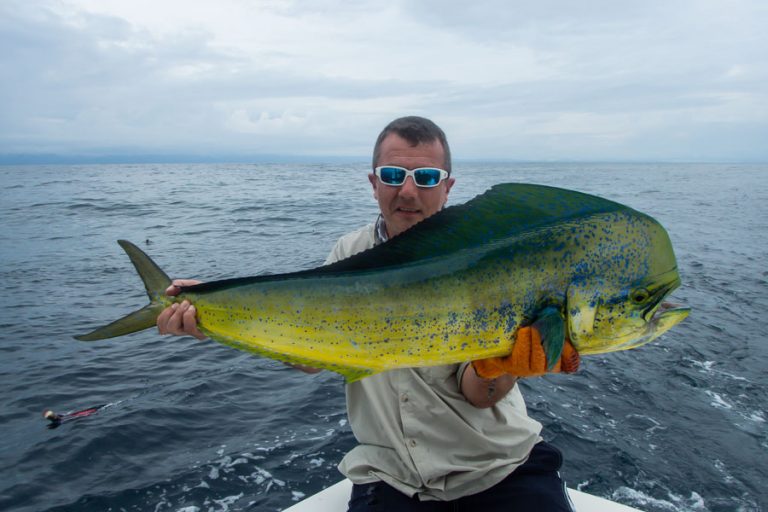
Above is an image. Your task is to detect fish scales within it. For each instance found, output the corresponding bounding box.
[75,184,690,382]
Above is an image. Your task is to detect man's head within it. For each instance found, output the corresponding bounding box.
[369,116,455,239]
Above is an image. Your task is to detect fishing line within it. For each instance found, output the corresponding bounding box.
[41,362,254,429]
[43,402,119,429]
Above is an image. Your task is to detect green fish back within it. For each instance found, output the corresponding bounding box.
[188,183,631,293]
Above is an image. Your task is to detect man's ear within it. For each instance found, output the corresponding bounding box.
[445,176,456,195]
[442,176,456,205]
[368,173,378,200]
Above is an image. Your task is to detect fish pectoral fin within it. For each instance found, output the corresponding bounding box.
[531,307,566,371]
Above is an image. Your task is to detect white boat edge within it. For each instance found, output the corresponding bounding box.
[283,478,644,512]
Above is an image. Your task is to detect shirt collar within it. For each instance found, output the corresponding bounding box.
[374,214,389,245]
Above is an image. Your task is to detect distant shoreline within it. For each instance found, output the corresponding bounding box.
[1,155,764,166]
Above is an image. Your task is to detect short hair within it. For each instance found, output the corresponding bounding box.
[372,116,452,173]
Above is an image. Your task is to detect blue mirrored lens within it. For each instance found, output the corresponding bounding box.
[379,167,406,184]
[414,169,442,186]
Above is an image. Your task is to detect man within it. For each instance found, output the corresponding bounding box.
[158,116,578,511]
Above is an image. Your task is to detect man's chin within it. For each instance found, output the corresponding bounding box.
[388,215,423,238]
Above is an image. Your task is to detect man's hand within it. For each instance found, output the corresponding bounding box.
[472,326,580,379]
[156,279,207,340]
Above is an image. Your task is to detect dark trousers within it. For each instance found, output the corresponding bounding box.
[347,441,574,512]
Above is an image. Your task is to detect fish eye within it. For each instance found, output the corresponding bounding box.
[630,288,651,304]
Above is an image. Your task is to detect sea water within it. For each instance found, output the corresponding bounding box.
[0,162,765,511]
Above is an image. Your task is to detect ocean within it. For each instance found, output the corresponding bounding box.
[0,162,765,512]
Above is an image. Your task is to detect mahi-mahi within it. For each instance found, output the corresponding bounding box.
[75,183,690,381]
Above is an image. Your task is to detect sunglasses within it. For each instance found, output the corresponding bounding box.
[374,166,449,188]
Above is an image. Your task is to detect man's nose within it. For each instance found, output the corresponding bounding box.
[399,176,419,196]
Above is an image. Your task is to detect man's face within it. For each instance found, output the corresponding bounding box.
[368,133,455,239]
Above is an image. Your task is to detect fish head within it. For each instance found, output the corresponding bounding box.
[566,216,690,355]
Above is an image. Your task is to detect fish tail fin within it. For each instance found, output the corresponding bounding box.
[116,239,172,300]
[74,240,171,341]
[74,304,163,341]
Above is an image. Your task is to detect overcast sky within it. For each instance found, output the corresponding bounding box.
[1,0,766,162]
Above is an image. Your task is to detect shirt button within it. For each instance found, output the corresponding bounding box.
[409,439,417,447]
[401,394,409,403]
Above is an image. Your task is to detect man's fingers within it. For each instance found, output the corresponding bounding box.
[156,303,177,334]
[560,340,580,373]
[165,279,203,297]
[507,326,533,376]
[164,303,185,334]
[472,358,505,380]
[160,280,206,337]
[182,305,206,340]
[157,297,206,340]
[528,326,548,373]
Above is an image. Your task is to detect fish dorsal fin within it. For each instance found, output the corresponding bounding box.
[319,183,628,274]
[185,183,628,293]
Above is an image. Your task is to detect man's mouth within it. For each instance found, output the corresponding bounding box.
[396,207,421,215]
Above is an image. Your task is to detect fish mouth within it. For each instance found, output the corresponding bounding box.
[641,274,680,322]
[651,301,690,335]
[573,297,690,355]
[618,301,690,351]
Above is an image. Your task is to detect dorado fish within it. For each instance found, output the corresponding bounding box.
[75,183,690,381]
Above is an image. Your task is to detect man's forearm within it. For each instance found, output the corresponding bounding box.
[461,364,518,408]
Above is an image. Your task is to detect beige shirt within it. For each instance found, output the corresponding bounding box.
[326,224,543,501]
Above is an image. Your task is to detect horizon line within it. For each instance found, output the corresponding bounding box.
[0,152,765,166]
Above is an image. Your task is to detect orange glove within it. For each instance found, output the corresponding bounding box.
[472,326,580,379]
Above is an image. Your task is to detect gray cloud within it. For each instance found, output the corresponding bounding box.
[0,0,765,162]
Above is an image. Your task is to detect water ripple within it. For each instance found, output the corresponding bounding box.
[0,162,765,512]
